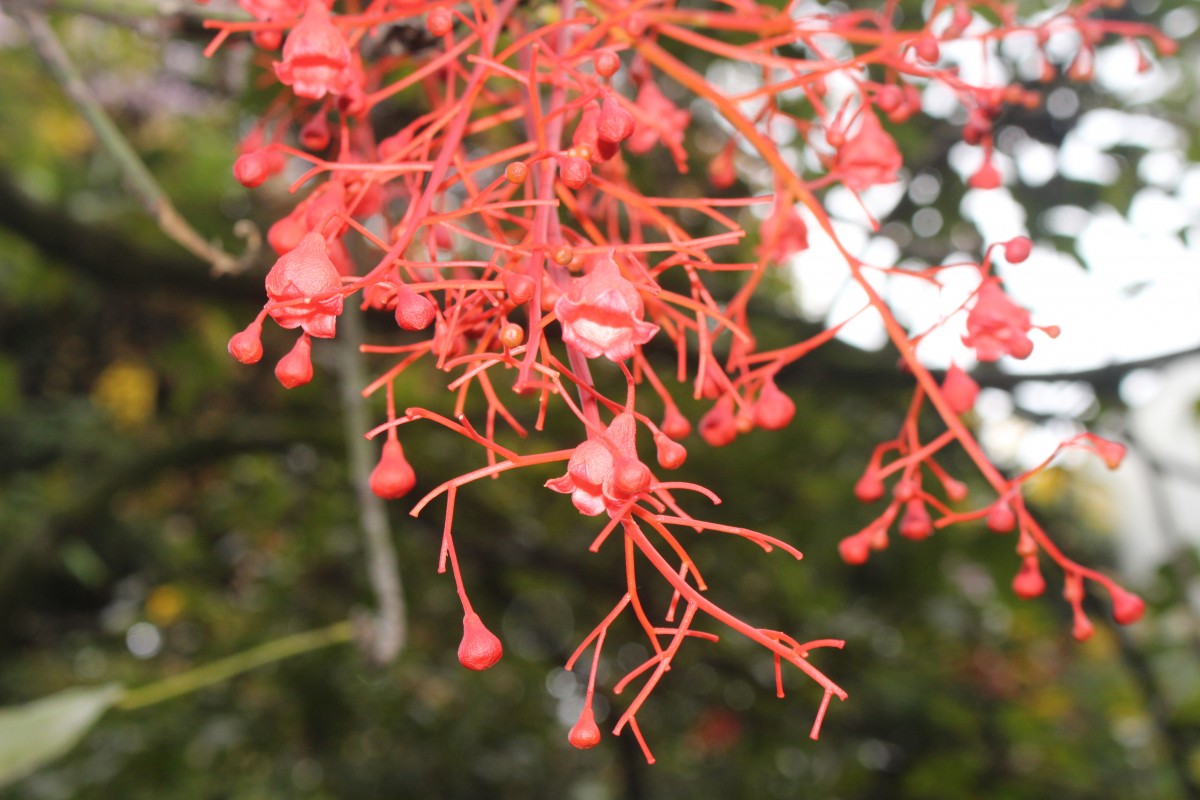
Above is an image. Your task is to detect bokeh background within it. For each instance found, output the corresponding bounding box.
[2,0,1199,797]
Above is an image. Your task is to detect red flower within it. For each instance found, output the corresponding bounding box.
[962,279,1033,361]
[273,0,354,100]
[835,111,902,191]
[239,0,304,21]
[627,80,689,157]
[555,254,658,362]
[546,412,651,517]
[758,198,809,264]
[265,231,344,338]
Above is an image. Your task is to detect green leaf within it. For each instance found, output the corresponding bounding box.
[0,683,124,789]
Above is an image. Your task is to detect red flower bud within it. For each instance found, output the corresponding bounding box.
[275,333,314,389]
[699,397,737,448]
[655,433,687,470]
[503,271,535,305]
[560,156,592,189]
[1004,236,1032,263]
[427,7,453,37]
[613,456,652,497]
[370,438,416,500]
[661,406,691,441]
[709,147,736,189]
[300,114,331,151]
[898,499,932,540]
[598,96,635,144]
[753,380,795,430]
[504,162,528,184]
[838,532,871,565]
[1109,585,1146,625]
[1012,556,1045,599]
[569,705,602,749]
[986,500,1015,533]
[968,161,1002,190]
[941,364,979,415]
[458,612,503,671]
[394,283,437,331]
[914,34,940,63]
[234,150,274,188]
[593,49,620,78]
[228,319,264,364]
[1072,609,1094,641]
[854,472,884,503]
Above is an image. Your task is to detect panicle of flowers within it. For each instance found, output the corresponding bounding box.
[206,0,1166,759]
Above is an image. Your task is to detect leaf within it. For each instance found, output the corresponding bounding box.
[0,683,124,789]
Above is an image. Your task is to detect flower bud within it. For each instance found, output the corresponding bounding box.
[228,319,264,364]
[427,7,453,36]
[593,49,620,78]
[300,114,332,151]
[1109,586,1146,625]
[898,499,932,540]
[503,271,535,305]
[560,156,592,189]
[941,364,979,415]
[655,434,687,470]
[458,612,503,670]
[1012,556,1045,599]
[1004,236,1032,263]
[234,150,274,188]
[699,397,737,447]
[598,96,635,144]
[986,501,1016,533]
[275,334,314,389]
[394,283,437,331]
[569,705,602,749]
[753,380,795,430]
[370,438,417,500]
[838,532,871,565]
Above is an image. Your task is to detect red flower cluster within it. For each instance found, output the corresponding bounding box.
[206,0,1165,762]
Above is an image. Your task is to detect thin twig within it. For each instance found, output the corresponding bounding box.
[337,300,408,664]
[116,621,354,711]
[12,6,258,275]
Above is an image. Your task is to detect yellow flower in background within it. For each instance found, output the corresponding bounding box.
[145,585,184,626]
[91,361,156,428]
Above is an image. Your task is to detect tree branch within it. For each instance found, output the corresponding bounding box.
[11,6,258,275]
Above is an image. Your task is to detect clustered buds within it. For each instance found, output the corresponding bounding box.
[211,0,1161,763]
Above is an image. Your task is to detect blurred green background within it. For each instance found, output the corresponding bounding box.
[1,1,1199,798]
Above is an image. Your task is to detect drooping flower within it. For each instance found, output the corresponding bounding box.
[626,80,689,159]
[757,198,809,264]
[274,0,354,100]
[962,279,1033,361]
[834,111,902,191]
[546,412,651,517]
[265,231,345,338]
[555,254,658,362]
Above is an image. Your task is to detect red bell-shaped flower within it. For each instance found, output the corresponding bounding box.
[273,0,354,100]
[555,254,658,362]
[265,231,345,338]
